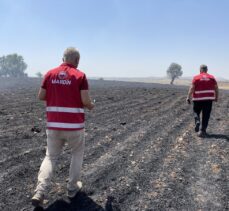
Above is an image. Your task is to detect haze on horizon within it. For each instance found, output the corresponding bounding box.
[1,0,229,79]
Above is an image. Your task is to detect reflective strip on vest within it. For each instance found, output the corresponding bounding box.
[194,90,215,94]
[46,106,84,113]
[192,97,215,101]
[47,122,85,129]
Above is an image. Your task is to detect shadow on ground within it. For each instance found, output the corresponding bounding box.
[207,133,229,141]
[33,192,120,211]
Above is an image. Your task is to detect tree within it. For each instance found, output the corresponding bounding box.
[167,63,183,84]
[36,72,43,78]
[0,54,27,77]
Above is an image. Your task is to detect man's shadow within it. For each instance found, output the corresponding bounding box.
[33,192,120,211]
[207,133,229,141]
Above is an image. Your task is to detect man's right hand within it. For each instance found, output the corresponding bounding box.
[87,103,94,110]
[186,98,191,104]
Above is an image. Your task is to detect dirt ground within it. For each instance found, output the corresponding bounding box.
[0,78,228,211]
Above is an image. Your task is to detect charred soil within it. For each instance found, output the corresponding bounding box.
[0,78,228,211]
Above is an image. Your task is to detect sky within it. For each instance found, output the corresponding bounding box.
[0,0,229,79]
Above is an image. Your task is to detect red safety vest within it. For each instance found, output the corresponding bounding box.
[192,72,217,101]
[41,63,88,130]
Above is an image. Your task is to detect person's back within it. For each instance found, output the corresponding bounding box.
[32,47,94,207]
[43,63,88,130]
[192,72,217,101]
[186,65,218,137]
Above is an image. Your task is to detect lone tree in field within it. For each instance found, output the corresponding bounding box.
[36,72,43,78]
[167,63,183,84]
[0,54,27,77]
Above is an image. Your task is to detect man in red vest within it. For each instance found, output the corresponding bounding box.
[186,65,218,137]
[32,47,94,207]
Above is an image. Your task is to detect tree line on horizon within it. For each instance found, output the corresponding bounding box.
[0,54,28,77]
[0,53,182,83]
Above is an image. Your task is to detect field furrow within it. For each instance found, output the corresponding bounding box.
[0,79,228,211]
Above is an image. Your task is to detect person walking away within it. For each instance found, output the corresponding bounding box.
[32,47,94,207]
[186,65,218,137]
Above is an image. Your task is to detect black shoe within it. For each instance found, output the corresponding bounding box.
[198,130,207,138]
[195,121,200,132]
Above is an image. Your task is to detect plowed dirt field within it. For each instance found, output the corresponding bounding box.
[0,78,228,211]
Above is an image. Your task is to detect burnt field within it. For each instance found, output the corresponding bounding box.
[0,78,228,211]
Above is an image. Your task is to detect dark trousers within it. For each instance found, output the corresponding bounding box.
[193,100,213,132]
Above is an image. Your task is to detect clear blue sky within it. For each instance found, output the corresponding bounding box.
[1,0,229,79]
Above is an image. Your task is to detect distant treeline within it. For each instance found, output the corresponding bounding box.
[0,54,27,77]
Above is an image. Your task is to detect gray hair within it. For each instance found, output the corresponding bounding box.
[63,47,80,63]
[200,64,208,72]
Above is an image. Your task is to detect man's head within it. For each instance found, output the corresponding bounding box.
[63,47,80,68]
[200,64,208,73]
